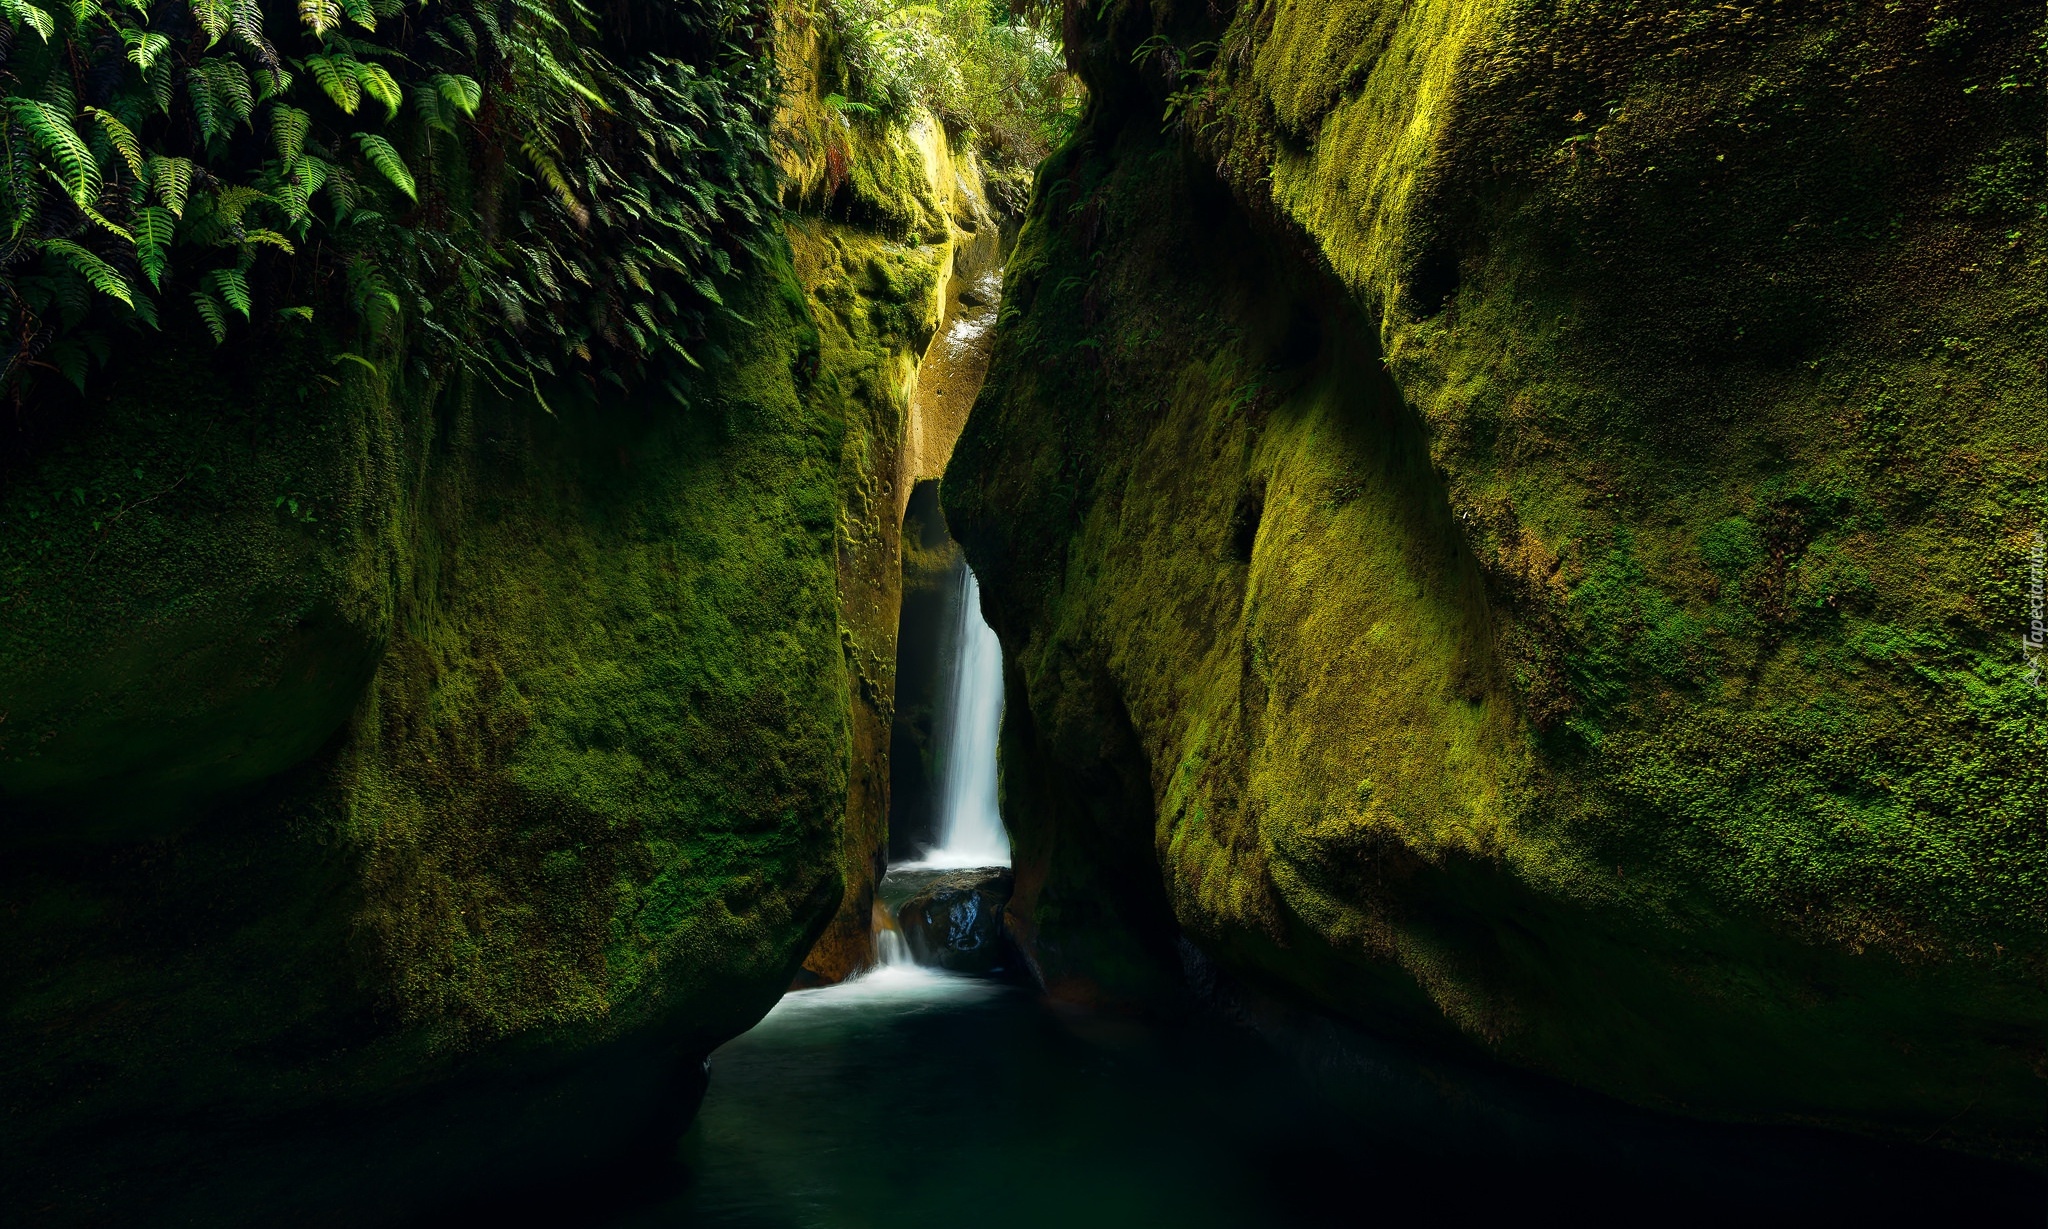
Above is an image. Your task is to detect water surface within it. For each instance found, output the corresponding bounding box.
[625,967,2039,1228]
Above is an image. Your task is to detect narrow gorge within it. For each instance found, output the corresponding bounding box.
[0,0,2040,1222]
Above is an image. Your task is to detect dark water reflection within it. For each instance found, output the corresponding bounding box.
[616,964,2038,1228]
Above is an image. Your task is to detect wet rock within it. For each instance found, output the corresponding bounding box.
[957,286,988,308]
[896,867,1014,974]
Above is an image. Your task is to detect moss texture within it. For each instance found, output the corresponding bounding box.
[788,215,944,980]
[949,0,2044,1161]
[0,82,974,1229]
[0,247,859,1217]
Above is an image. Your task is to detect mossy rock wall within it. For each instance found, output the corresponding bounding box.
[947,0,2044,1161]
[0,185,969,1229]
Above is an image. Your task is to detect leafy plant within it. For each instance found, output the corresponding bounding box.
[0,0,783,419]
[827,0,1081,209]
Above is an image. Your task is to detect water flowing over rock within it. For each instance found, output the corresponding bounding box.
[895,868,1015,975]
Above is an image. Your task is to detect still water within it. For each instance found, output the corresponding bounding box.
[612,962,2039,1228]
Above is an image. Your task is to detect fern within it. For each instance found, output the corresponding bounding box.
[521,141,587,226]
[356,133,414,201]
[307,55,361,115]
[86,107,144,177]
[410,83,453,133]
[354,62,403,121]
[134,205,175,287]
[432,73,481,118]
[297,0,337,35]
[71,190,135,243]
[4,0,54,41]
[12,99,99,206]
[190,0,230,45]
[134,206,176,250]
[190,289,229,342]
[336,0,373,31]
[210,184,270,226]
[121,28,169,70]
[148,155,195,216]
[206,266,252,317]
[271,104,310,164]
[45,240,134,306]
[231,0,280,74]
[242,228,296,253]
[189,59,254,144]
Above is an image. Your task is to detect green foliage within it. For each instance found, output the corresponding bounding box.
[0,0,784,421]
[828,0,1081,208]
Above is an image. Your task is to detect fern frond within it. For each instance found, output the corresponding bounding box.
[190,289,229,341]
[356,133,414,201]
[307,55,361,114]
[138,243,168,289]
[255,66,294,104]
[121,28,168,69]
[213,61,254,129]
[520,141,588,226]
[271,104,309,164]
[147,155,194,216]
[206,266,252,317]
[44,239,134,306]
[134,205,176,249]
[188,60,253,143]
[190,0,230,44]
[210,183,269,226]
[440,12,476,54]
[5,0,54,41]
[409,83,452,133]
[241,228,295,253]
[85,107,144,177]
[297,0,336,34]
[134,205,174,287]
[353,61,402,120]
[336,0,371,30]
[432,73,481,118]
[67,186,135,243]
[231,0,280,73]
[12,100,99,206]
[294,154,331,196]
[146,61,174,114]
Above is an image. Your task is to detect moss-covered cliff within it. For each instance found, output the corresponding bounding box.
[949,0,2044,1159]
[0,1,1018,1219]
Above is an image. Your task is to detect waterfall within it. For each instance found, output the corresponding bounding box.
[910,562,1011,869]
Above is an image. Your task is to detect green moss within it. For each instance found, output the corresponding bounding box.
[949,0,2045,1154]
[0,245,858,1214]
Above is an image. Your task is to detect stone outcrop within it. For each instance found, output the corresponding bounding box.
[948,0,2044,1162]
[896,867,1017,975]
[0,5,989,1219]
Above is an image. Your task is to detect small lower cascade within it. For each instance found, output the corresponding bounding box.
[873,923,914,969]
[856,557,1014,981]
[908,562,1011,870]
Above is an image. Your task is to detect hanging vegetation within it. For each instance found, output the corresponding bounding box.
[826,0,1080,213]
[0,0,783,415]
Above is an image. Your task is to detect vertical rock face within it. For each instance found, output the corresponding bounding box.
[791,98,1010,983]
[949,0,2043,1160]
[2,260,853,1223]
[0,9,976,1222]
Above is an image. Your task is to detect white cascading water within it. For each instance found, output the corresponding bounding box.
[908,562,1011,869]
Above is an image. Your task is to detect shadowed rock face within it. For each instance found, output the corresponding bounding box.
[947,0,2044,1164]
[897,867,1016,975]
[0,31,973,1224]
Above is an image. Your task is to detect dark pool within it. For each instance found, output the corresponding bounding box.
[600,959,2039,1228]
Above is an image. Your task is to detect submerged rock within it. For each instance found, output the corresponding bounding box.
[896,867,1014,974]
